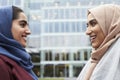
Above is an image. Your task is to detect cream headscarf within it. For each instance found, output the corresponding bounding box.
[84,4,120,80]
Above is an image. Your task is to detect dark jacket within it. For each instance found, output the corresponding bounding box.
[0,55,33,80]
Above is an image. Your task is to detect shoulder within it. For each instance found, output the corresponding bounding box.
[0,58,12,80]
[108,38,120,52]
[0,55,34,80]
[0,58,8,70]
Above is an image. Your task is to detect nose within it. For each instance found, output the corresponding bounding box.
[25,27,31,35]
[86,27,92,35]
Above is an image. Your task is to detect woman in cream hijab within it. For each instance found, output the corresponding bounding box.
[77,4,120,80]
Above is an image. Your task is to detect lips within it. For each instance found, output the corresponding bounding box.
[22,35,27,41]
[90,35,96,42]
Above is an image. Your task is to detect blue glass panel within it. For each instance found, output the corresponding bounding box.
[65,22,70,32]
[82,21,87,32]
[61,22,65,32]
[43,22,49,33]
[59,9,64,19]
[29,22,41,35]
[29,3,41,10]
[15,0,21,5]
[49,23,53,33]
[81,8,87,18]
[54,22,59,32]
[44,9,48,19]
[76,22,81,32]
[71,22,76,32]
[0,0,7,5]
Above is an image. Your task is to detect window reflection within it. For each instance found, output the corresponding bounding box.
[45,50,52,61]
[30,53,40,62]
[33,65,40,77]
[44,64,54,77]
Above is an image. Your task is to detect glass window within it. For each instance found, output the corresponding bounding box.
[76,22,81,32]
[65,9,69,19]
[42,36,49,47]
[59,9,64,19]
[27,37,41,48]
[82,21,87,32]
[76,8,81,19]
[73,51,80,60]
[47,9,51,19]
[30,53,40,62]
[73,65,83,77]
[33,65,40,77]
[84,50,88,60]
[29,3,41,10]
[48,9,59,19]
[62,52,69,61]
[15,0,21,5]
[44,64,54,77]
[0,0,7,5]
[55,64,69,77]
[43,22,49,33]
[55,53,60,61]
[71,9,77,19]
[45,50,52,61]
[44,9,49,19]
[64,22,69,32]
[63,9,65,19]
[61,22,65,32]
[81,8,87,18]
[71,22,76,32]
[29,22,41,35]
[49,22,54,33]
[54,9,58,19]
[54,22,59,32]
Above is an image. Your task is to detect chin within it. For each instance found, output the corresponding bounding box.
[92,44,98,50]
[23,45,27,48]
[21,43,27,48]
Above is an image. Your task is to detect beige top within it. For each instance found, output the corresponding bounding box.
[77,38,120,80]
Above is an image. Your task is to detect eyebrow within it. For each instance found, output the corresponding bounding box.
[87,19,97,25]
[19,20,29,25]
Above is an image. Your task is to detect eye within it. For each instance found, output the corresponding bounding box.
[90,20,97,27]
[19,21,27,28]
[86,25,89,30]
[86,23,88,28]
[91,22,96,26]
[20,23,25,27]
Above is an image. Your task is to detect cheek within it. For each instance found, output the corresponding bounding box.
[97,33,105,46]
[95,26,105,48]
[13,32,20,41]
[11,25,22,41]
[12,28,21,41]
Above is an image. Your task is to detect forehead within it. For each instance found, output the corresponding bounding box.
[18,12,27,20]
[87,13,95,22]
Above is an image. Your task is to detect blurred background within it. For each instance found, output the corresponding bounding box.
[1,0,120,80]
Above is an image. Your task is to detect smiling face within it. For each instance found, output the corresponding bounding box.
[86,13,105,49]
[11,12,31,47]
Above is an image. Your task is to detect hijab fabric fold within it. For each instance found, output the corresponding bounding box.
[0,6,38,80]
[82,4,120,80]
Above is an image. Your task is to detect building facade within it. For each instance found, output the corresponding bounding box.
[28,0,91,78]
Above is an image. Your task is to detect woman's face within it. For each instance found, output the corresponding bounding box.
[86,13,105,49]
[11,12,31,47]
